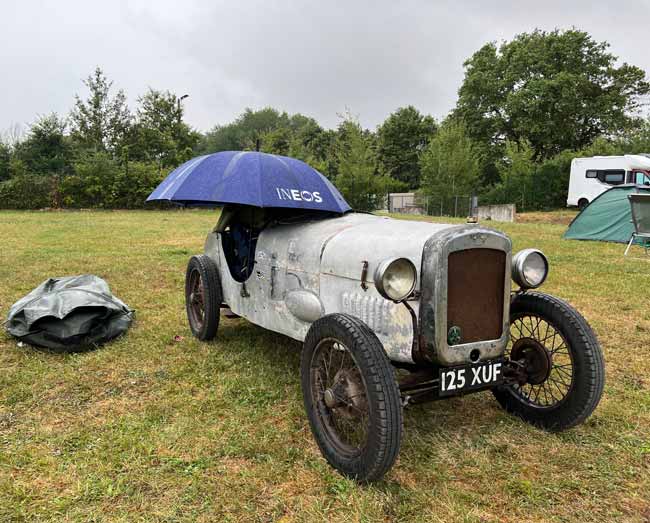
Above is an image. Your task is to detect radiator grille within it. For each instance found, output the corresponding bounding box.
[447,248,505,344]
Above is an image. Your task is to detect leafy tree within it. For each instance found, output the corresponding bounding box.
[455,29,650,160]
[334,115,402,211]
[197,107,332,158]
[197,107,291,153]
[0,141,10,182]
[129,89,199,168]
[620,116,650,154]
[561,118,650,158]
[419,119,480,201]
[482,142,577,211]
[61,151,121,207]
[531,151,575,209]
[8,157,28,178]
[13,114,73,176]
[199,107,337,179]
[292,121,333,160]
[0,174,53,209]
[259,115,333,161]
[376,106,437,188]
[287,126,338,180]
[488,140,536,207]
[260,126,292,155]
[109,161,166,209]
[1,124,25,149]
[197,124,238,153]
[69,67,132,153]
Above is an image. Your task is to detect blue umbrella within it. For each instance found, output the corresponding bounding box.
[146,151,351,213]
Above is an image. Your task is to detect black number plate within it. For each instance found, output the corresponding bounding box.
[438,359,504,397]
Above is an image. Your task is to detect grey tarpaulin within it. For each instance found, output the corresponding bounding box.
[5,275,134,351]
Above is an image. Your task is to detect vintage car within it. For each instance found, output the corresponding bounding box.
[184,204,605,481]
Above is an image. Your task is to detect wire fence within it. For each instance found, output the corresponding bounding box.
[388,193,478,218]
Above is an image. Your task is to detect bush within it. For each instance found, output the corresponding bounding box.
[480,142,573,211]
[528,152,573,209]
[0,174,54,209]
[110,162,166,209]
[57,153,163,209]
[59,152,120,208]
[0,152,165,210]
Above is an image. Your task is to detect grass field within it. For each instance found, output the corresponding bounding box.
[1,209,649,523]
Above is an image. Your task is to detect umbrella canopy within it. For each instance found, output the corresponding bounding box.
[146,151,351,213]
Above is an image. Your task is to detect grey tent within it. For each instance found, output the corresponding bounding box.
[5,275,134,351]
[564,185,650,243]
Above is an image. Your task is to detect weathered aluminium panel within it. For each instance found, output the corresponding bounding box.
[204,212,510,366]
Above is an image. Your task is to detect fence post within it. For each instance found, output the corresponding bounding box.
[454,196,458,217]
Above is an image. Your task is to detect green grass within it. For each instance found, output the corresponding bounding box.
[1,209,649,522]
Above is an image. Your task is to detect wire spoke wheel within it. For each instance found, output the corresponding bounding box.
[188,269,205,330]
[311,338,370,455]
[506,314,574,408]
[185,255,221,341]
[493,292,604,432]
[301,314,402,481]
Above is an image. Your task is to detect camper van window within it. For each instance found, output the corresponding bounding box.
[634,171,650,185]
[586,169,626,185]
[603,172,625,185]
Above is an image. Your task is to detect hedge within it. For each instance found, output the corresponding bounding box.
[0,157,166,210]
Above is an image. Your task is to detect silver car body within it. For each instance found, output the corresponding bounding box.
[204,212,511,366]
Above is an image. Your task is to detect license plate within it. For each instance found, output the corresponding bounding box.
[438,360,504,397]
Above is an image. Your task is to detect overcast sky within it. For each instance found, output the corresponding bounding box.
[1,0,649,135]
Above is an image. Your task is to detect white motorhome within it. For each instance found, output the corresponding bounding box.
[567,155,650,209]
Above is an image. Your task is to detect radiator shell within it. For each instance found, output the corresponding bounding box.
[419,226,511,365]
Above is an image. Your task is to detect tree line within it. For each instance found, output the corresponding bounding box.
[1,28,649,212]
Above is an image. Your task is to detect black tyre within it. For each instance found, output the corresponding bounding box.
[493,292,605,431]
[578,198,589,211]
[301,314,402,482]
[185,255,222,341]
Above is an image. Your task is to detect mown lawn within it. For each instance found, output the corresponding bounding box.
[0,209,649,523]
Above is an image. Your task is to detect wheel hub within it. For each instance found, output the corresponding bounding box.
[322,368,367,418]
[511,337,552,385]
[323,389,337,408]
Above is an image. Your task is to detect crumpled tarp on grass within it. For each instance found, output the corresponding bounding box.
[5,275,134,351]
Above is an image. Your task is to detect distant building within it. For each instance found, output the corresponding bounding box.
[387,193,426,215]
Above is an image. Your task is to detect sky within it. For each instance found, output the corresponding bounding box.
[1,0,649,135]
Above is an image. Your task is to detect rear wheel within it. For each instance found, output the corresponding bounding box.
[493,292,605,431]
[578,198,589,210]
[185,255,222,341]
[301,314,402,482]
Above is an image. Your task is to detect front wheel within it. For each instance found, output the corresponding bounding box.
[493,292,605,431]
[301,314,403,482]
